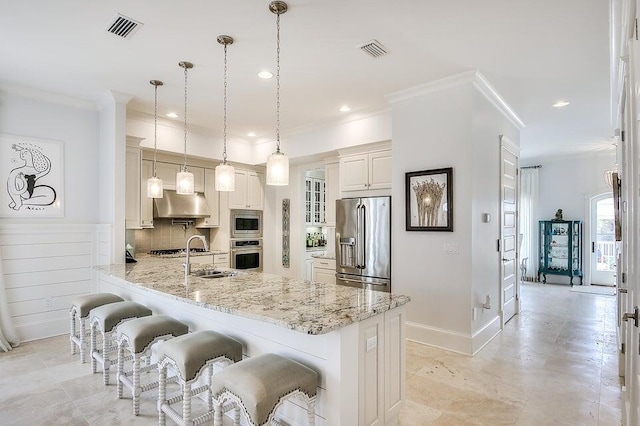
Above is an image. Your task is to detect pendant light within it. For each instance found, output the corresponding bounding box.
[215,35,236,191]
[266,1,289,186]
[176,61,195,194]
[147,79,164,198]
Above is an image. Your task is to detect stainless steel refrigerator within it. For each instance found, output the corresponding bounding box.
[335,196,391,292]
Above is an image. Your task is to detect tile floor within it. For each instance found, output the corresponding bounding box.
[0,282,623,425]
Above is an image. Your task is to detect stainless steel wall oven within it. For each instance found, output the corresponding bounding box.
[230,239,262,271]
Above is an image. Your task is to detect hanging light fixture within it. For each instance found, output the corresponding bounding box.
[266,1,289,186]
[176,61,195,194]
[147,79,164,198]
[215,35,236,192]
[604,163,619,188]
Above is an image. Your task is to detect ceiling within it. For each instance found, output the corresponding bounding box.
[0,0,612,160]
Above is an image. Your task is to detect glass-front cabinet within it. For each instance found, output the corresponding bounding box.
[305,177,325,225]
[538,220,583,286]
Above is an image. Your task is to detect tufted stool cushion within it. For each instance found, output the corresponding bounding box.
[116,315,189,416]
[211,353,318,426]
[157,330,244,426]
[89,301,152,385]
[69,293,123,363]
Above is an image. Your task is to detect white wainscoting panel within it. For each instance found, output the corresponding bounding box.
[0,224,109,341]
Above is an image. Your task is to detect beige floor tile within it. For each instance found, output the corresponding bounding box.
[5,400,88,426]
[398,399,442,425]
[599,403,623,425]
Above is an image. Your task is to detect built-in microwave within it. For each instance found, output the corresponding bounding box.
[230,210,262,238]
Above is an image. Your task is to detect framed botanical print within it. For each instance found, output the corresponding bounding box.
[406,167,453,231]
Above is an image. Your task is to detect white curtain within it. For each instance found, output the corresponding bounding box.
[0,250,20,351]
[519,168,539,281]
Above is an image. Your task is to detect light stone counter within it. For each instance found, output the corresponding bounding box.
[311,253,336,260]
[96,256,408,335]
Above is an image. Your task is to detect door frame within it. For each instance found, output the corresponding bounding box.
[584,191,615,286]
[499,135,520,327]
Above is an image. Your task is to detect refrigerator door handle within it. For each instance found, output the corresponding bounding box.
[355,204,361,269]
[360,203,366,270]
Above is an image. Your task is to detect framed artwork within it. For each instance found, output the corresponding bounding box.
[0,134,64,218]
[406,167,453,231]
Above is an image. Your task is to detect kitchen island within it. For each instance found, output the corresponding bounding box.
[96,256,410,425]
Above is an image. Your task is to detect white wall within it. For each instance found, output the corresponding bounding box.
[0,91,105,341]
[389,72,521,354]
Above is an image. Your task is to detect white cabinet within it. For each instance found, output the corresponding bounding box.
[156,162,205,193]
[305,258,314,281]
[196,169,220,228]
[189,253,229,268]
[312,257,336,285]
[229,170,264,210]
[324,162,339,227]
[340,149,391,193]
[140,160,154,228]
[125,146,141,229]
[305,177,325,225]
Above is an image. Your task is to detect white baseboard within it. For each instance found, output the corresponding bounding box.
[471,315,501,355]
[16,318,67,342]
[406,316,502,356]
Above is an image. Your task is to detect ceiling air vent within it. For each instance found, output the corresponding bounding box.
[106,14,143,39]
[358,39,389,58]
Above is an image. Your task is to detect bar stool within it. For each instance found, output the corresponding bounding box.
[89,301,152,385]
[116,315,189,415]
[211,353,318,426]
[69,293,123,363]
[157,330,243,426]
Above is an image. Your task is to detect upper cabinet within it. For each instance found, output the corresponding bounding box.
[155,162,205,193]
[140,160,154,228]
[196,169,220,228]
[305,177,325,225]
[125,144,142,229]
[229,169,264,210]
[339,147,391,194]
[324,161,339,227]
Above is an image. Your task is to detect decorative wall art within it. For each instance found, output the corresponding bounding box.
[0,134,64,218]
[282,198,290,267]
[406,167,453,231]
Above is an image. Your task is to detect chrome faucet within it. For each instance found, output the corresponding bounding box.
[184,235,209,279]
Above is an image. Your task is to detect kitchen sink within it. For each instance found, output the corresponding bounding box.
[192,270,237,279]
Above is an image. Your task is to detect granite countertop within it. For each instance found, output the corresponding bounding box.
[144,250,229,259]
[96,257,409,335]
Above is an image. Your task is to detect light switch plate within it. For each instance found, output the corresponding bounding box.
[444,243,459,254]
[366,336,377,352]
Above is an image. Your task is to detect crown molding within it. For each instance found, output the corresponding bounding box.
[386,70,525,130]
[0,82,99,111]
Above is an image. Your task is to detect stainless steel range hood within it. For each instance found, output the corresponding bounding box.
[153,190,210,218]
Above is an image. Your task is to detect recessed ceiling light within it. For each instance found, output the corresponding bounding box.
[552,100,570,108]
[166,112,179,118]
[247,132,256,137]
[258,71,273,79]
[339,105,351,112]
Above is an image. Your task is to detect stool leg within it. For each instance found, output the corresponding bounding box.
[307,400,315,426]
[70,309,76,355]
[183,383,192,426]
[116,342,124,398]
[133,353,141,416]
[233,402,240,426]
[158,363,167,426]
[207,364,214,412]
[213,401,223,426]
[79,317,87,363]
[102,330,110,385]
[90,322,97,374]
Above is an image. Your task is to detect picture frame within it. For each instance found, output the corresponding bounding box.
[406,167,453,231]
[0,134,64,218]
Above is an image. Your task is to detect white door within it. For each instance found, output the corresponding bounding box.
[589,194,616,285]
[500,136,519,325]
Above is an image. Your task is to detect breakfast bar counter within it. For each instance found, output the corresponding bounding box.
[96,256,410,425]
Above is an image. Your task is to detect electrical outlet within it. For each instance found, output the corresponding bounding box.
[45,297,52,308]
[366,336,377,352]
[444,244,459,254]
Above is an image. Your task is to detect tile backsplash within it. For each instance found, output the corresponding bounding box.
[134,219,209,253]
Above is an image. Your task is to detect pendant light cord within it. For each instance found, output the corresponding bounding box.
[275,11,281,153]
[223,43,228,164]
[183,65,188,172]
[153,83,158,178]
